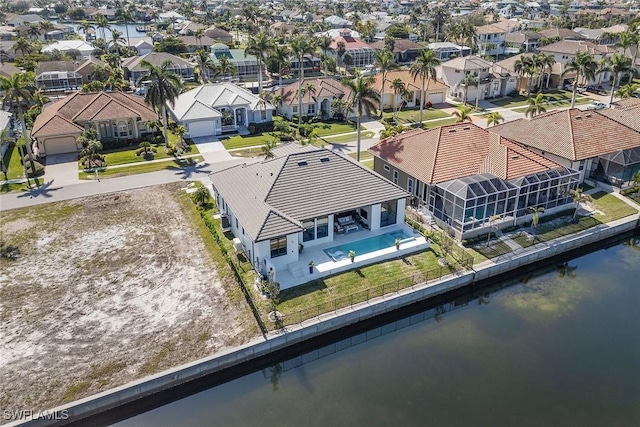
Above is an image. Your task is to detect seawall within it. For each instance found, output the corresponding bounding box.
[9,214,639,427]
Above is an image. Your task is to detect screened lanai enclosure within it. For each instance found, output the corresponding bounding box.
[592,148,640,187]
[428,167,580,240]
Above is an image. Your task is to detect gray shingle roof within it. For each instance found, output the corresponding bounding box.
[210,144,408,242]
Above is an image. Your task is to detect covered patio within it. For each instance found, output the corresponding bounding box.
[276,224,431,289]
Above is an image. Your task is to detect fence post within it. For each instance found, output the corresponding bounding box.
[382,283,385,296]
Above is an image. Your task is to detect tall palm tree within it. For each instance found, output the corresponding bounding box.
[196,49,216,83]
[39,21,55,34]
[77,21,95,39]
[536,52,556,90]
[245,31,273,95]
[194,28,205,48]
[316,35,332,76]
[373,49,399,115]
[453,105,473,122]
[561,51,598,108]
[391,78,407,121]
[410,48,441,127]
[430,7,449,43]
[12,37,32,57]
[216,55,236,82]
[116,7,134,47]
[0,73,36,182]
[525,93,549,117]
[137,60,184,148]
[269,44,291,88]
[600,53,633,106]
[569,188,592,223]
[95,13,111,41]
[289,36,316,125]
[341,69,379,161]
[108,29,126,54]
[486,111,504,127]
[617,27,639,84]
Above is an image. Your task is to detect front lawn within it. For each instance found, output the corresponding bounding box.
[466,239,513,262]
[312,121,356,136]
[423,118,459,128]
[222,133,276,150]
[78,156,204,179]
[491,90,585,108]
[383,108,451,124]
[2,143,25,180]
[322,131,375,144]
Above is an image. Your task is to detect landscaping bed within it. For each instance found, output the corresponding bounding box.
[0,184,258,413]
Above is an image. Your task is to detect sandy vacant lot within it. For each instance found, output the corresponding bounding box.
[0,184,258,417]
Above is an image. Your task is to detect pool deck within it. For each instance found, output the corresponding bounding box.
[278,224,431,289]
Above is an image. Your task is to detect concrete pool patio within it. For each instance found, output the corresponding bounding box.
[275,224,431,289]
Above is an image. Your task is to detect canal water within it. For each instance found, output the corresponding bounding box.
[114,241,640,426]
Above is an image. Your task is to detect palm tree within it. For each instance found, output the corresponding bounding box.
[39,21,55,34]
[341,69,379,161]
[569,188,593,223]
[269,44,291,88]
[245,32,273,95]
[77,21,95,38]
[108,29,126,54]
[195,49,216,83]
[391,78,407,121]
[0,73,36,184]
[261,137,278,159]
[194,28,205,48]
[529,206,545,234]
[453,105,473,122]
[137,60,184,148]
[562,51,598,108]
[486,111,504,127]
[525,93,549,118]
[289,36,316,125]
[30,89,49,113]
[192,186,210,206]
[617,27,639,84]
[373,49,399,115]
[316,35,332,76]
[410,49,441,127]
[79,138,104,168]
[116,8,134,47]
[95,13,111,41]
[430,7,449,43]
[617,83,639,98]
[12,37,32,57]
[487,215,501,247]
[335,41,346,68]
[536,52,556,89]
[216,55,236,81]
[600,53,633,106]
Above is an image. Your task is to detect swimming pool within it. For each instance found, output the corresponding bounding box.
[324,230,414,261]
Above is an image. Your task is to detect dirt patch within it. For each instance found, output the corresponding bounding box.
[0,184,259,417]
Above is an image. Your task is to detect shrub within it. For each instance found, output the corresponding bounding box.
[22,156,45,177]
[383,117,396,124]
[424,101,433,109]
[248,121,274,133]
[620,186,640,196]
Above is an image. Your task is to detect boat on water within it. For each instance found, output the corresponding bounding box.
[136,26,150,32]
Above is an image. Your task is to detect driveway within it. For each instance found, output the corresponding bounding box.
[190,136,233,164]
[44,153,80,186]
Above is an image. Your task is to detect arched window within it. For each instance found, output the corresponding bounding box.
[118,121,127,137]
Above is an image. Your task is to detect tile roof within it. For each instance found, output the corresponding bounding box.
[475,24,506,35]
[368,123,562,184]
[278,77,352,106]
[329,35,372,50]
[31,92,157,138]
[122,52,195,71]
[170,83,272,119]
[210,144,408,241]
[369,39,424,53]
[538,40,612,56]
[491,108,640,161]
[538,28,585,40]
[598,102,640,131]
[442,55,493,71]
[369,70,448,93]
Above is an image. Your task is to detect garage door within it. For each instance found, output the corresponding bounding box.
[188,120,216,138]
[44,136,78,155]
[427,92,444,104]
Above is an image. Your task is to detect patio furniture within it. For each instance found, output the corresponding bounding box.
[344,224,359,233]
[337,215,355,227]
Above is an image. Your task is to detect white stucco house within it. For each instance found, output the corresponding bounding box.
[210,144,421,288]
[168,83,274,138]
[438,55,518,102]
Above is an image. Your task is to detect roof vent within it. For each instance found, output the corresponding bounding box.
[297,161,308,166]
[462,126,470,130]
[320,157,330,163]
[511,155,520,160]
[575,116,582,120]
[448,129,456,133]
[584,113,591,118]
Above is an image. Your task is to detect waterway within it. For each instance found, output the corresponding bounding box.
[114,240,640,426]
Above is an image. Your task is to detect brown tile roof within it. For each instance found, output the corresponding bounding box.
[538,40,613,56]
[369,70,448,93]
[598,102,640,131]
[491,108,640,161]
[368,123,560,184]
[278,77,352,106]
[369,39,424,53]
[475,24,506,35]
[31,114,83,138]
[538,28,585,40]
[32,92,157,138]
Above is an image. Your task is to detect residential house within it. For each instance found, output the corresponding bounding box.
[475,24,507,57]
[178,35,219,52]
[42,40,95,57]
[369,39,424,65]
[537,40,616,88]
[204,26,233,43]
[0,63,21,79]
[210,144,415,288]
[324,15,351,28]
[329,29,374,70]
[134,40,154,56]
[538,28,585,41]
[288,54,322,78]
[6,14,43,27]
[168,83,274,138]
[277,77,353,119]
[35,57,105,91]
[369,70,449,110]
[438,56,518,103]
[209,43,262,82]
[122,52,196,84]
[31,91,157,156]
[504,30,541,53]
[368,123,580,240]
[426,42,472,62]
[492,109,640,186]
[573,24,628,45]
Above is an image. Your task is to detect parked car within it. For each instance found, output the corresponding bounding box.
[564,83,586,93]
[586,85,604,95]
[586,101,606,110]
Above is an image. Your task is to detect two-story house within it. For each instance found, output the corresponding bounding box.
[475,24,507,57]
[438,56,518,103]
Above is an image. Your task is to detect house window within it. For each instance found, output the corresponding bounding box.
[270,237,287,258]
[383,165,390,172]
[317,216,329,239]
[380,199,398,227]
[261,110,267,121]
[293,106,298,113]
[235,218,238,228]
[118,121,128,137]
[407,178,414,194]
[578,160,586,171]
[393,170,399,185]
[302,219,315,242]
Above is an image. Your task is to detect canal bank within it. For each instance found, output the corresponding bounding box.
[12,213,639,427]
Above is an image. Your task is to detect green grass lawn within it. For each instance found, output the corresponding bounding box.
[491,90,585,108]
[466,239,513,262]
[2,143,25,180]
[0,177,46,193]
[423,118,459,128]
[322,131,375,144]
[347,151,373,161]
[78,157,204,179]
[512,192,638,247]
[222,133,276,150]
[312,121,357,136]
[383,108,451,124]
[512,96,590,113]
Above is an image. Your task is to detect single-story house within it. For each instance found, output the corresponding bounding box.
[41,40,95,57]
[168,82,274,137]
[204,26,233,43]
[31,91,157,156]
[369,39,424,65]
[210,143,412,288]
[368,123,581,240]
[122,52,196,84]
[277,77,353,119]
[369,70,449,109]
[492,108,640,186]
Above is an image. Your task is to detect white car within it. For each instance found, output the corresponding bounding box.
[586,101,606,110]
